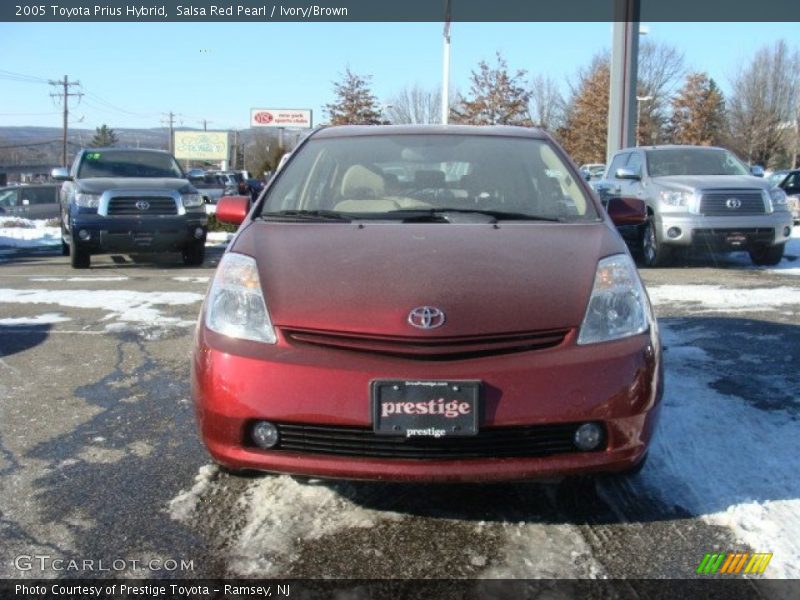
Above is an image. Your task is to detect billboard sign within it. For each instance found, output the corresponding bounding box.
[174,131,229,160]
[250,108,313,128]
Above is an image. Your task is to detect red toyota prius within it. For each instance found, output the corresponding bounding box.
[191,125,663,482]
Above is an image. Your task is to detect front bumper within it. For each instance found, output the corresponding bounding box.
[191,326,663,482]
[71,215,207,254]
[656,212,792,248]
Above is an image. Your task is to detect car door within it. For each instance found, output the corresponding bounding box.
[27,186,61,219]
[596,152,630,203]
[620,151,645,199]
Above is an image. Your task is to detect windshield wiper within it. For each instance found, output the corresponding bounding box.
[259,210,352,222]
[385,208,565,223]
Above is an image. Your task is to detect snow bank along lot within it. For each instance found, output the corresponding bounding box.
[0,221,798,579]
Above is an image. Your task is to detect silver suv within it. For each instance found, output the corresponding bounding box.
[598,145,793,266]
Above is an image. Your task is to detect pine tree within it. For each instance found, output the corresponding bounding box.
[560,57,610,166]
[89,124,119,147]
[451,52,532,126]
[324,68,383,125]
[669,72,727,146]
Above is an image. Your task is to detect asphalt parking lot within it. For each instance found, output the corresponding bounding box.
[0,242,798,586]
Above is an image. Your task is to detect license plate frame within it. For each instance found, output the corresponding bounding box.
[371,379,480,438]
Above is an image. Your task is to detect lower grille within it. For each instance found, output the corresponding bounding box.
[107,197,178,215]
[693,228,774,244]
[282,328,570,361]
[699,191,766,216]
[265,422,597,459]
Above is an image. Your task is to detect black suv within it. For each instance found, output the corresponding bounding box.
[53,148,208,268]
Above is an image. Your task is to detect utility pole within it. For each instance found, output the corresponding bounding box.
[199,119,212,131]
[162,111,179,153]
[49,75,83,167]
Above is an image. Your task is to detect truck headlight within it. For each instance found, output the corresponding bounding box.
[181,193,204,208]
[74,193,101,208]
[658,190,692,208]
[578,254,651,345]
[768,188,788,211]
[205,253,276,344]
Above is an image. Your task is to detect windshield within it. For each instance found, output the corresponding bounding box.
[261,134,598,221]
[645,148,750,177]
[77,150,184,179]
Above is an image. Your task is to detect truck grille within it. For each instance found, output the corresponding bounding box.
[107,196,178,216]
[699,190,766,216]
[262,422,597,459]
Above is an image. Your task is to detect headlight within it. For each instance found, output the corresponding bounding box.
[658,189,692,208]
[577,254,651,345]
[74,192,100,208]
[768,187,788,210]
[205,252,276,344]
[181,193,204,208]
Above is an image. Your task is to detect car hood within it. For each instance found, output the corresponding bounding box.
[75,178,192,193]
[651,175,768,191]
[231,222,626,337]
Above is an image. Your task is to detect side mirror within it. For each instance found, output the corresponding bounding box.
[606,196,646,226]
[750,165,765,177]
[215,195,250,226]
[615,167,641,181]
[51,167,71,181]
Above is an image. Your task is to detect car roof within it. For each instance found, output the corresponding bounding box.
[81,147,172,154]
[311,124,550,140]
[616,144,728,154]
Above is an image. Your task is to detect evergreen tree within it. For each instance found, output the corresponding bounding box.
[89,124,119,147]
[669,72,727,146]
[324,68,383,125]
[560,56,610,165]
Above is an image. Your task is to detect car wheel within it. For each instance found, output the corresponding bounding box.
[748,243,784,266]
[69,233,90,269]
[60,222,70,256]
[640,218,672,268]
[182,239,205,266]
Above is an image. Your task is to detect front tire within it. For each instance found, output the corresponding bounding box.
[60,221,70,256]
[640,218,673,268]
[748,243,784,266]
[69,233,90,269]
[182,239,205,266]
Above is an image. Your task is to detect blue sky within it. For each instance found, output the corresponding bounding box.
[0,21,798,131]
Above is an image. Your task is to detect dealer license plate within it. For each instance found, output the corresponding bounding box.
[372,379,480,437]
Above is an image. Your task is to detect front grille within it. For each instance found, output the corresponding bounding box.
[107,196,178,215]
[266,422,596,459]
[282,328,571,361]
[699,190,766,216]
[693,228,774,244]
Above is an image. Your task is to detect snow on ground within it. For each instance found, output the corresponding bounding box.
[640,322,800,578]
[0,288,203,329]
[168,465,219,522]
[30,276,129,282]
[0,217,60,248]
[0,313,71,325]
[647,285,800,312]
[172,276,210,284]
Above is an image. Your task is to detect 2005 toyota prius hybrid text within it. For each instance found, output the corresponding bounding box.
[191,125,663,482]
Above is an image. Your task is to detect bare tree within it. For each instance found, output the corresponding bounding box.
[528,74,564,131]
[728,40,800,168]
[384,85,442,125]
[636,40,686,145]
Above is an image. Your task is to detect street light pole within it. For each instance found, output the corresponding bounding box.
[636,95,653,146]
[441,0,451,124]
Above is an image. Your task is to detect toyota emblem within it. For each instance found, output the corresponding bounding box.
[408,306,446,330]
[725,197,742,209]
[135,200,150,211]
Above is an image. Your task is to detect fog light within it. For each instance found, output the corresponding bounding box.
[784,227,791,237]
[194,227,205,239]
[573,423,603,451]
[667,227,682,239]
[252,421,279,449]
[78,229,91,241]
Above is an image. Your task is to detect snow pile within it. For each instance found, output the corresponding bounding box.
[0,217,60,248]
[648,285,800,312]
[168,465,219,522]
[0,288,203,328]
[643,322,800,577]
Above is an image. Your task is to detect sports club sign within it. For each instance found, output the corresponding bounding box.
[250,108,313,128]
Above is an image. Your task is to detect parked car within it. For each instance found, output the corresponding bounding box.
[52,148,208,268]
[776,169,800,224]
[0,184,61,220]
[191,125,662,482]
[766,169,790,188]
[596,145,793,267]
[579,163,606,181]
[187,171,227,205]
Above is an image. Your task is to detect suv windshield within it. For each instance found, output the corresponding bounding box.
[77,150,184,179]
[646,148,750,177]
[261,134,598,221]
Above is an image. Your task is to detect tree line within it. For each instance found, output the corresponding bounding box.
[323,40,800,170]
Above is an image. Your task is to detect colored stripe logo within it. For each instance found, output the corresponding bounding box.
[697,552,772,575]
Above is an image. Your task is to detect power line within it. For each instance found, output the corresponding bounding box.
[49,75,83,166]
[0,69,50,85]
